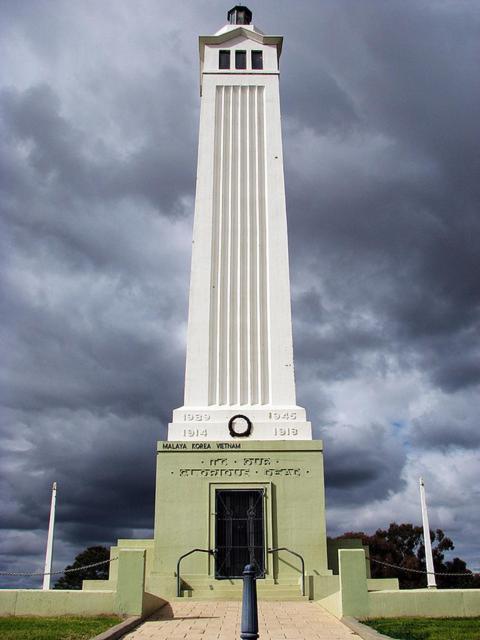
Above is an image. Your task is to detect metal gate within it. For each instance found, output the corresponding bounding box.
[215,489,265,579]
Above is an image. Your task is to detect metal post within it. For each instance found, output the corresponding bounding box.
[268,547,305,597]
[241,564,259,640]
[176,548,214,597]
[42,481,57,590]
[419,477,437,589]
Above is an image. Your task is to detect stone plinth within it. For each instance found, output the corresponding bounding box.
[149,440,330,599]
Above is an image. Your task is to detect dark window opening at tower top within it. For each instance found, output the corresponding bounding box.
[252,51,263,70]
[219,50,230,69]
[235,50,247,70]
[227,6,252,25]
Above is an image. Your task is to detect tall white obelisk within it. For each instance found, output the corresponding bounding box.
[169,6,311,441]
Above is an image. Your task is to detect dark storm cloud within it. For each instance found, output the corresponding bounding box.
[0,78,195,217]
[286,0,480,401]
[0,0,195,581]
[322,422,407,504]
[1,0,479,581]
[410,389,480,450]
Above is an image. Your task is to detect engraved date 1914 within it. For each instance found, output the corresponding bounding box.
[183,428,208,437]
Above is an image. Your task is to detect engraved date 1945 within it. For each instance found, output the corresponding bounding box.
[269,411,297,420]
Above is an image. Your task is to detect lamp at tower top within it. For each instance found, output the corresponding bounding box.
[227,5,253,25]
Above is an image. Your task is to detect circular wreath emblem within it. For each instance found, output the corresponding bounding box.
[228,414,252,438]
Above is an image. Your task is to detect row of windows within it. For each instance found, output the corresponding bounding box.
[219,50,263,70]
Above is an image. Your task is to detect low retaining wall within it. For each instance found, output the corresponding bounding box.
[369,587,480,618]
[0,547,165,618]
[318,549,480,619]
[0,589,115,616]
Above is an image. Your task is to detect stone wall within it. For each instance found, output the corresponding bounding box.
[318,549,480,619]
[0,548,165,618]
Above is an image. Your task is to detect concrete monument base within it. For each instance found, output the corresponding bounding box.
[82,440,337,601]
[149,440,330,599]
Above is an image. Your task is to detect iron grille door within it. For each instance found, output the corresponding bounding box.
[215,489,265,579]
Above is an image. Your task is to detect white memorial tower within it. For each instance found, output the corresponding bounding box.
[169,5,312,441]
[91,8,333,600]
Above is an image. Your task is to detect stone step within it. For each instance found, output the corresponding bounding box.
[180,583,302,592]
[178,590,308,601]
[178,583,306,601]
[180,579,302,589]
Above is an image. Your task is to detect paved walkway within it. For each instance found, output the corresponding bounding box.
[121,601,358,639]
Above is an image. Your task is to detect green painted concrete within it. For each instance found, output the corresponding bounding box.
[339,549,369,617]
[0,543,164,617]
[114,549,145,616]
[327,538,371,578]
[0,590,115,616]
[151,440,330,598]
[367,578,399,591]
[318,589,342,618]
[368,588,480,618]
[317,548,480,620]
[83,441,400,604]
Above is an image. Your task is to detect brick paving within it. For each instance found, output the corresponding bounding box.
[121,601,357,639]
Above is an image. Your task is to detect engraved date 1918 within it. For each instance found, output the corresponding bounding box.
[273,427,299,436]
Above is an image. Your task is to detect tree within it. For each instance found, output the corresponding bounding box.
[332,523,480,589]
[54,545,110,590]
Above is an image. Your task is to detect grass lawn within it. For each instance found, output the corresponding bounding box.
[364,616,480,640]
[0,615,123,640]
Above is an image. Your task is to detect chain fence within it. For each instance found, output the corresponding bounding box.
[366,556,479,577]
[0,553,478,579]
[0,556,117,577]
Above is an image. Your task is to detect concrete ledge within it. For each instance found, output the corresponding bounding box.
[91,616,141,640]
[317,591,341,618]
[367,578,399,591]
[0,589,115,616]
[368,588,480,617]
[342,617,393,640]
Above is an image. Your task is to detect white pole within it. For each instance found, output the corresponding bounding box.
[419,477,437,589]
[42,481,57,590]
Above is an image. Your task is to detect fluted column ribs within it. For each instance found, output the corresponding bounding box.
[209,85,269,406]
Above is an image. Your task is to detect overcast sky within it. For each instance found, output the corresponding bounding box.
[1,0,479,587]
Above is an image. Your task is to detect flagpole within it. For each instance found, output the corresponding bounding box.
[42,481,57,590]
[419,477,437,589]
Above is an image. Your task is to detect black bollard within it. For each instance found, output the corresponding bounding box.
[240,563,259,639]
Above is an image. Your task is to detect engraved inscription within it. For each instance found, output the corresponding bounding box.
[184,413,211,421]
[243,457,271,466]
[183,428,208,438]
[273,427,299,436]
[265,468,301,477]
[179,468,250,478]
[269,412,297,420]
[210,458,228,467]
